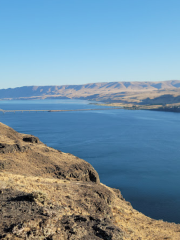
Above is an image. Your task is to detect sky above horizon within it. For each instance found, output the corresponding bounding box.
[0,0,180,89]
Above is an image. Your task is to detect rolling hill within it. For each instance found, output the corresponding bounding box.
[0,80,180,106]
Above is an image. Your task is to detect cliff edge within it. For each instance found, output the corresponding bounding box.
[0,122,180,239]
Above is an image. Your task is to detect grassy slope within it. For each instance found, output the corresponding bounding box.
[0,122,180,239]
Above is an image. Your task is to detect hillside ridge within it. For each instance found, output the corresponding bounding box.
[0,122,180,239]
[0,80,180,102]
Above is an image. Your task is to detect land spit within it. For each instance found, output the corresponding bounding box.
[0,107,122,113]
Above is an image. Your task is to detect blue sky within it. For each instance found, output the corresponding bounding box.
[0,0,180,89]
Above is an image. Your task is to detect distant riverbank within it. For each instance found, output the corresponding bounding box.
[94,102,180,113]
[124,105,180,113]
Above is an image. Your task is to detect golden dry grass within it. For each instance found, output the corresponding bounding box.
[1,122,180,239]
[0,172,180,240]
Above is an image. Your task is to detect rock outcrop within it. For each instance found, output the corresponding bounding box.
[0,122,180,239]
[0,122,99,183]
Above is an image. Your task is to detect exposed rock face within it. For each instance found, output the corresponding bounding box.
[0,122,180,239]
[0,122,99,183]
[23,136,39,143]
[59,215,124,240]
[0,187,125,240]
[0,143,30,154]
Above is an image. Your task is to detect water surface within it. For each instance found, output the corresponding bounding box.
[0,99,180,223]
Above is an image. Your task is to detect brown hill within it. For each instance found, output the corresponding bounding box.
[0,80,180,106]
[0,123,180,239]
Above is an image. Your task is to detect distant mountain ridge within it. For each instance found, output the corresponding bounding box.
[0,80,180,104]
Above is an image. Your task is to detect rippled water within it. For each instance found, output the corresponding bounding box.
[1,99,180,223]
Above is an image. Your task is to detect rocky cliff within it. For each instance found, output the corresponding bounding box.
[0,122,180,239]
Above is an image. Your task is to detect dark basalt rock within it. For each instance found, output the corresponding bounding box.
[0,189,47,238]
[46,162,100,183]
[66,163,100,183]
[23,135,39,143]
[60,215,125,240]
[0,189,126,240]
[112,188,124,200]
[0,143,30,154]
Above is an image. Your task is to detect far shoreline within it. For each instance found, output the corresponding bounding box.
[0,98,180,113]
[94,102,180,113]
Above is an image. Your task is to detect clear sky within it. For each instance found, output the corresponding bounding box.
[0,0,180,89]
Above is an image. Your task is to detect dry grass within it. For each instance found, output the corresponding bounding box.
[1,122,180,239]
[0,172,180,240]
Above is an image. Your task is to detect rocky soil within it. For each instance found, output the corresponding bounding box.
[0,122,180,239]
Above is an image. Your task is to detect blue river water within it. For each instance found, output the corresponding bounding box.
[0,99,180,223]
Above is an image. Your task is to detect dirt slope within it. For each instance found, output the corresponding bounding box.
[0,123,180,240]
